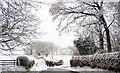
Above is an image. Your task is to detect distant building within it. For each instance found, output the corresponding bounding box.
[58,48,73,55]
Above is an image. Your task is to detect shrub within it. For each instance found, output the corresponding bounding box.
[28,60,35,69]
[17,56,35,71]
[17,56,29,67]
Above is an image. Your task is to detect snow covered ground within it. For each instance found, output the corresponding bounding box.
[47,64,107,71]
[58,65,107,71]
[0,54,114,72]
[0,66,27,72]
[44,55,72,66]
[0,55,47,72]
[44,55,108,72]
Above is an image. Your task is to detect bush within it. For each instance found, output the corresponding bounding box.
[17,56,29,67]
[28,60,35,69]
[74,37,97,55]
[17,56,35,71]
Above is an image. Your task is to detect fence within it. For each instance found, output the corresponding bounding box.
[0,60,17,66]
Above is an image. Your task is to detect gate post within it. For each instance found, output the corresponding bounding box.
[14,59,15,66]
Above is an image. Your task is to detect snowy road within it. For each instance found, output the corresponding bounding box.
[47,67,69,71]
[41,68,117,73]
[42,65,118,73]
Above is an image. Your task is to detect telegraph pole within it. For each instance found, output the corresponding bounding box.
[52,47,53,59]
[51,43,53,60]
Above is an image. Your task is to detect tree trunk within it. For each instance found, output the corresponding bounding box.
[99,28,104,50]
[105,27,111,52]
[100,15,112,52]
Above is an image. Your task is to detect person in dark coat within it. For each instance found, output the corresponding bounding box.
[52,61,54,67]
[45,60,49,66]
[49,61,52,67]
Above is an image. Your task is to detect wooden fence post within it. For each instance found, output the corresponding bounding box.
[14,59,15,66]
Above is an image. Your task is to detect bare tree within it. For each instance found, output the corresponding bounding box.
[68,46,79,55]
[49,0,117,52]
[116,1,120,26]
[27,41,58,57]
[23,44,35,55]
[108,2,120,51]
[0,0,41,53]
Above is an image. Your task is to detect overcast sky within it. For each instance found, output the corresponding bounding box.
[36,0,76,48]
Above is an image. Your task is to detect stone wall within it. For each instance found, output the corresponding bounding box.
[70,52,120,72]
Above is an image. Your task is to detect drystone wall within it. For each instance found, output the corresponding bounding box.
[70,52,120,72]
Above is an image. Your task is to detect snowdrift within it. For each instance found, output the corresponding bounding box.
[30,57,47,71]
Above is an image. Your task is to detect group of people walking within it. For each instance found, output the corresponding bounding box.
[45,60,54,67]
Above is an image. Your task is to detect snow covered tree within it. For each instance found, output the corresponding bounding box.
[109,2,120,51]
[25,41,58,57]
[49,0,118,52]
[74,36,98,55]
[23,45,34,55]
[0,0,41,53]
[68,46,79,55]
[117,1,120,25]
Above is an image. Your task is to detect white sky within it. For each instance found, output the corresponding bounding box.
[36,0,76,48]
